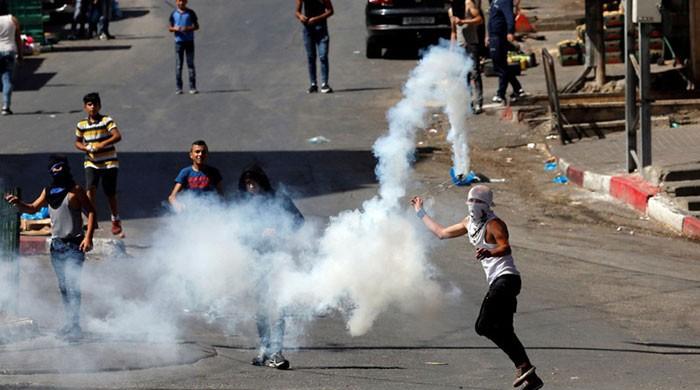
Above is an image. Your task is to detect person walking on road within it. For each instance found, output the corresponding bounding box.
[4,155,96,341]
[486,0,526,105]
[449,0,485,114]
[168,140,223,211]
[95,0,115,40]
[411,185,544,390]
[0,0,22,115]
[295,0,334,94]
[169,0,199,95]
[74,92,124,236]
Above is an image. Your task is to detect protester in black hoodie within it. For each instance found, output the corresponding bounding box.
[238,164,303,370]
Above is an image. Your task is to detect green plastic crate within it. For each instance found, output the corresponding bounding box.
[8,0,45,44]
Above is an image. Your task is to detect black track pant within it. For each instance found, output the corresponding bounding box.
[475,274,530,367]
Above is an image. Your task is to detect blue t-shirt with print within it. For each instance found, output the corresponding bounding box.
[170,8,199,43]
[175,165,221,193]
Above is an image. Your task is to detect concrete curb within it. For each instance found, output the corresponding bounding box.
[557,157,700,240]
[19,237,126,257]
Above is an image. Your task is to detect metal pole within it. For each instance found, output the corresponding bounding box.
[639,22,652,168]
[0,187,21,315]
[624,0,637,173]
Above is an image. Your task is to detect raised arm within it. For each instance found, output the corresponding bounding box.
[411,196,467,239]
[4,189,47,214]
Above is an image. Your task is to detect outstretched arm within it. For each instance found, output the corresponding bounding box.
[410,196,467,239]
[4,189,47,214]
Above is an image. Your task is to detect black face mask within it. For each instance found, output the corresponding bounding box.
[47,162,75,209]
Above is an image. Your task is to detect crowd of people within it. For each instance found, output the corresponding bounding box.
[2,0,542,388]
[69,0,119,40]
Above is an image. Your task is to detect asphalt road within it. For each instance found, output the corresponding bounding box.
[1,0,699,389]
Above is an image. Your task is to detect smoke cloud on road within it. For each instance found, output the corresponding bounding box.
[4,44,473,359]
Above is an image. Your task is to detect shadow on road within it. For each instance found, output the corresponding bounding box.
[0,150,378,220]
[13,58,56,92]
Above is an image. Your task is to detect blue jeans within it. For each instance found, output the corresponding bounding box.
[97,0,112,36]
[302,23,329,85]
[50,238,85,328]
[175,41,196,90]
[488,35,521,99]
[0,51,16,110]
[466,45,483,109]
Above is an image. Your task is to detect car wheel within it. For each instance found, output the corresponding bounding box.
[366,39,382,59]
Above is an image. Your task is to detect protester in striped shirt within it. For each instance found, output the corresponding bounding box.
[74,92,124,236]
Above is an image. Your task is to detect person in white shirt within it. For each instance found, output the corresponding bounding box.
[0,0,22,115]
[411,185,544,390]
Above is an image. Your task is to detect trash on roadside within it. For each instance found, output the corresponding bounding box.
[505,157,513,163]
[545,156,556,163]
[432,113,439,119]
[490,178,507,183]
[670,120,681,128]
[546,134,559,140]
[424,361,448,366]
[552,175,568,184]
[428,128,438,135]
[21,207,49,220]
[307,136,330,144]
[353,50,360,54]
[527,143,536,149]
[417,141,425,146]
[544,162,558,171]
[450,168,479,186]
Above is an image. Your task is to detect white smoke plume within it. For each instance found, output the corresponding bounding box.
[8,44,474,352]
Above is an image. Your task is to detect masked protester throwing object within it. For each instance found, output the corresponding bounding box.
[411,185,544,390]
[4,155,96,341]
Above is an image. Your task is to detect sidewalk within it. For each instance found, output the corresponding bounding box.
[547,122,700,240]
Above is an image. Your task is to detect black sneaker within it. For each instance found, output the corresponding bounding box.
[320,84,333,94]
[307,84,318,94]
[267,352,290,370]
[251,353,268,366]
[522,374,544,390]
[1,108,12,115]
[513,365,536,387]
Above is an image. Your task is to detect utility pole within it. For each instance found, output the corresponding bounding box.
[625,0,637,173]
[626,0,661,174]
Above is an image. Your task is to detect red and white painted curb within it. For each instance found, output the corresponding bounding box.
[558,157,700,240]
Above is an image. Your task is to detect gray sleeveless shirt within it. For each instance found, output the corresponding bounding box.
[49,194,84,240]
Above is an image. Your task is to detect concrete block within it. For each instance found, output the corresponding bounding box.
[647,196,686,232]
[583,171,612,193]
[19,236,49,256]
[610,175,660,212]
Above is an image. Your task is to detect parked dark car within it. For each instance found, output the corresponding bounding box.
[365,0,451,58]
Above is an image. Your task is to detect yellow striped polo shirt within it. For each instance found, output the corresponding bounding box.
[75,115,119,169]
